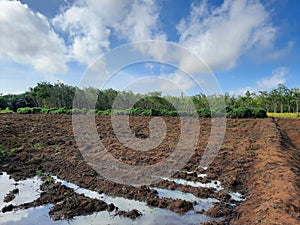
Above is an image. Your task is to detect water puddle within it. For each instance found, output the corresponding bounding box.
[152,187,219,211]
[164,173,245,202]
[0,173,222,225]
[0,173,42,209]
[229,191,245,202]
[164,177,224,191]
[186,171,208,178]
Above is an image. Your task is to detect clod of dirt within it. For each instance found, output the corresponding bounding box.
[202,222,225,225]
[146,198,194,214]
[206,203,233,218]
[1,204,15,213]
[106,203,115,212]
[115,209,142,219]
[3,188,19,202]
[169,199,194,213]
[49,195,109,221]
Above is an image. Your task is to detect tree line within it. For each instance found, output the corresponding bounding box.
[0,82,299,114]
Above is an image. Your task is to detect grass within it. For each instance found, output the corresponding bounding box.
[0,107,14,114]
[36,169,44,176]
[0,146,24,158]
[32,143,44,149]
[267,112,300,118]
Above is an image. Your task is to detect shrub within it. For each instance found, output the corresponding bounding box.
[72,108,85,114]
[141,109,152,116]
[48,107,71,114]
[96,109,111,115]
[17,107,33,114]
[227,107,266,118]
[32,107,42,114]
[228,107,253,118]
[167,111,178,117]
[252,108,267,118]
[197,108,211,118]
[87,109,97,114]
[0,107,14,114]
[130,108,145,115]
[150,109,162,116]
[42,108,51,114]
[111,109,130,115]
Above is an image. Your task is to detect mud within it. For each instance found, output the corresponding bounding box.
[0,114,300,224]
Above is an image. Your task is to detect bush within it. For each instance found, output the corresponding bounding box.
[197,108,211,118]
[32,107,42,114]
[227,107,267,118]
[0,107,14,114]
[228,107,253,118]
[42,108,51,114]
[167,111,178,117]
[129,108,143,115]
[12,106,267,118]
[72,108,85,114]
[111,109,130,115]
[87,109,97,114]
[252,108,267,118]
[96,109,111,115]
[48,107,72,114]
[141,109,152,116]
[17,107,33,114]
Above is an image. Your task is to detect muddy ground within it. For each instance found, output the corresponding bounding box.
[0,114,300,224]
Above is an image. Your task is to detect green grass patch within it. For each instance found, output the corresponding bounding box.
[0,107,14,114]
[267,112,300,118]
[0,146,24,159]
[32,143,44,149]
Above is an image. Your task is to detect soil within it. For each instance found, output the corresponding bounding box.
[0,114,300,224]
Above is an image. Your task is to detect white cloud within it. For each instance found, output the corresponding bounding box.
[229,86,256,96]
[230,66,288,96]
[0,0,165,76]
[177,0,277,72]
[257,67,288,89]
[267,41,294,61]
[53,0,165,65]
[112,0,165,41]
[52,3,111,65]
[0,0,68,74]
[159,71,196,92]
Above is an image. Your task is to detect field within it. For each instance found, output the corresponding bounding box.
[0,114,300,224]
[267,112,300,118]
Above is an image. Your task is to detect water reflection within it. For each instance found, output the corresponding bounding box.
[0,173,222,225]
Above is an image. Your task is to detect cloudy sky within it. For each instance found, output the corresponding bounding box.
[0,0,299,95]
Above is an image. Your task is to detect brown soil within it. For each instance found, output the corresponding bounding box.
[0,114,299,224]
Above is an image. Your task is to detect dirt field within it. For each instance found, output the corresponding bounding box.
[0,114,300,224]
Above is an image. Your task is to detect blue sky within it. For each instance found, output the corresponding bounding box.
[0,0,299,96]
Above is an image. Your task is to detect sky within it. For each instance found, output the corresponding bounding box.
[0,0,299,96]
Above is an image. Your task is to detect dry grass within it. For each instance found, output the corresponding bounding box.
[267,112,300,118]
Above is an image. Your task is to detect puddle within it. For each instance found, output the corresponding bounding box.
[0,173,222,225]
[229,192,245,202]
[152,187,219,211]
[164,177,224,192]
[53,176,221,224]
[0,173,42,209]
[186,172,208,178]
[164,175,245,202]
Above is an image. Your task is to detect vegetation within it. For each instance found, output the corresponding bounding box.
[10,106,267,118]
[267,113,300,118]
[0,107,14,114]
[2,82,299,118]
[0,146,23,159]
